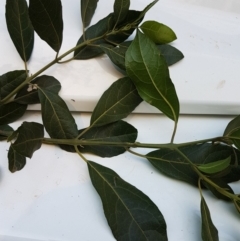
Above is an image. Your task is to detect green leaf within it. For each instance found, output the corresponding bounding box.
[125,30,179,121]
[11,122,44,158]
[88,161,168,241]
[138,0,158,21]
[140,21,177,44]
[224,115,240,149]
[113,0,130,25]
[147,143,240,186]
[5,0,34,62]
[8,145,26,173]
[0,70,27,100]
[81,0,99,28]
[0,125,14,141]
[14,75,61,104]
[0,102,27,125]
[197,156,231,174]
[78,120,138,157]
[74,13,114,59]
[29,0,63,52]
[201,196,219,241]
[38,87,78,152]
[157,44,184,66]
[90,77,142,126]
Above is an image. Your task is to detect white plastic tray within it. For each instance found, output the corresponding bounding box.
[1,0,240,114]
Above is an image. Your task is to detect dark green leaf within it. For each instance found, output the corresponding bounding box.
[81,0,99,28]
[8,145,26,173]
[0,70,27,100]
[0,102,27,125]
[78,120,138,157]
[147,143,240,186]
[125,30,179,121]
[137,0,158,21]
[15,75,61,104]
[140,21,177,44]
[202,178,234,201]
[88,161,168,241]
[197,156,231,174]
[74,13,114,59]
[157,44,184,66]
[201,196,219,241]
[5,0,34,62]
[38,87,78,152]
[113,0,130,25]
[0,125,14,140]
[29,0,63,52]
[224,115,240,149]
[11,122,44,158]
[90,77,142,126]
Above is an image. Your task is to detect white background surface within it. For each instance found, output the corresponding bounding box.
[0,0,240,241]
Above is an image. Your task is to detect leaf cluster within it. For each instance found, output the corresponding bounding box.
[0,0,239,240]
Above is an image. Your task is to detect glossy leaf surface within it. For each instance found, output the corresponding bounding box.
[78,120,137,157]
[5,0,34,62]
[29,0,63,52]
[8,145,26,173]
[11,122,44,158]
[81,0,99,28]
[224,115,240,149]
[91,77,142,126]
[147,143,240,186]
[0,125,14,140]
[74,13,114,59]
[140,21,177,44]
[38,87,78,152]
[0,102,27,125]
[88,161,168,241]
[201,196,219,241]
[113,0,130,25]
[197,156,231,174]
[157,44,184,66]
[15,75,61,104]
[126,30,179,121]
[0,70,27,100]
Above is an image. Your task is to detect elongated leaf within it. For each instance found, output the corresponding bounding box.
[15,75,61,104]
[8,145,26,173]
[88,161,168,241]
[81,0,99,28]
[140,21,177,44]
[157,44,184,66]
[224,115,240,149]
[0,125,14,140]
[90,77,142,126]
[11,122,44,158]
[74,13,114,59]
[201,196,219,241]
[147,143,240,186]
[29,0,63,52]
[0,70,27,100]
[0,102,27,125]
[38,87,78,152]
[137,0,158,21]
[78,120,137,157]
[126,30,179,121]
[113,0,130,25]
[197,156,231,174]
[5,0,34,62]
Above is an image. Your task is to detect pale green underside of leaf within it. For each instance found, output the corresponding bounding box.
[5,0,34,62]
[125,30,179,121]
[201,196,219,241]
[88,161,168,241]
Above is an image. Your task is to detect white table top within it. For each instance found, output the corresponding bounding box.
[0,111,239,241]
